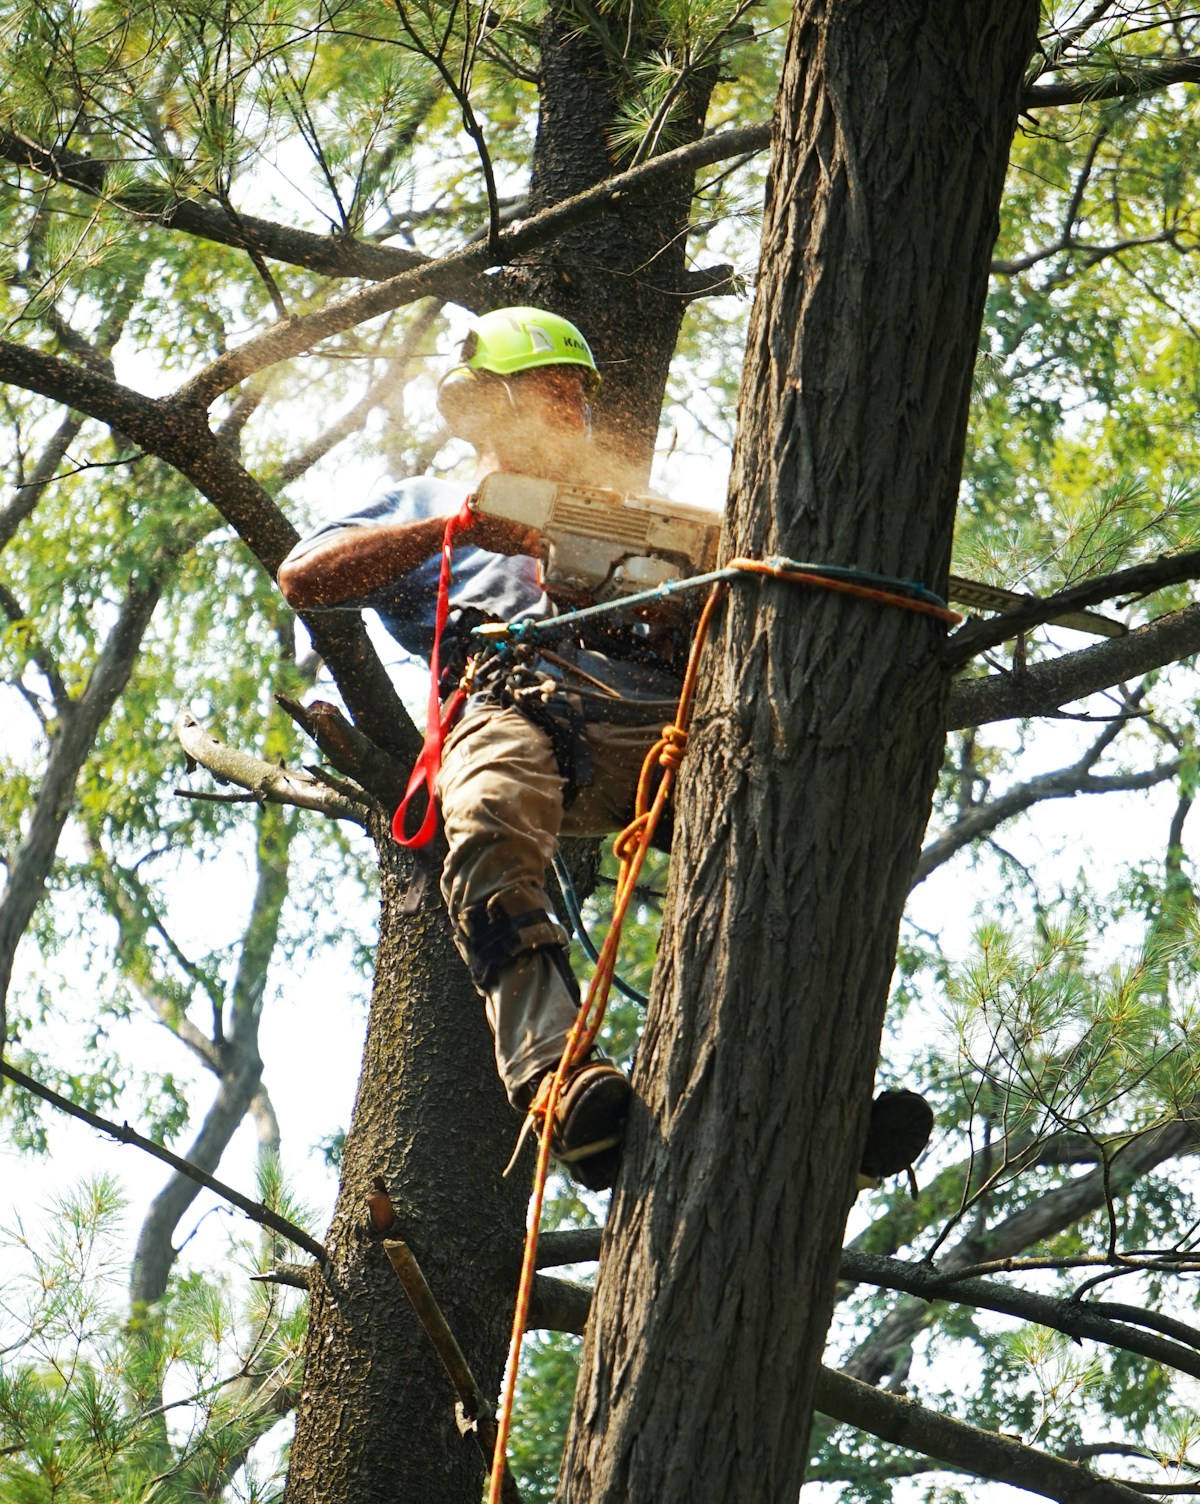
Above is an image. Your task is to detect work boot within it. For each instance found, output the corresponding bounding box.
[858,1089,934,1193]
[526,1059,632,1192]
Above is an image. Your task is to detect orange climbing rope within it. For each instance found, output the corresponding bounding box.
[485,580,726,1504]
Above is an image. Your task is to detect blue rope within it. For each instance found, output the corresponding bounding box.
[472,557,952,642]
[552,853,649,1007]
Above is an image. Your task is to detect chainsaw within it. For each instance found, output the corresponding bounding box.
[470,472,721,605]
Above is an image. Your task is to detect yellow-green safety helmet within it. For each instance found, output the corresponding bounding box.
[450,306,600,391]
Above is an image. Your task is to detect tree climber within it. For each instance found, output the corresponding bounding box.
[277,305,933,1195]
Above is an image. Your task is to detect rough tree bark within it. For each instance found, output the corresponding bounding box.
[284,828,532,1504]
[561,4,1042,1501]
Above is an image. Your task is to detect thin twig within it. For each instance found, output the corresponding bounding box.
[249,1263,313,1290]
[0,1060,327,1264]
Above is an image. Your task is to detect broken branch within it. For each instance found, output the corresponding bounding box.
[174,708,370,825]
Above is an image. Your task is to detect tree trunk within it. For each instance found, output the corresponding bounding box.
[286,17,731,1502]
[560,4,1041,1501]
[285,828,530,1504]
[508,3,717,474]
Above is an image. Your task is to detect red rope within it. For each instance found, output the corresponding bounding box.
[392,497,476,849]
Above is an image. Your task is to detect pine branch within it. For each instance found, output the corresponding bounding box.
[845,1119,1199,1386]
[947,544,1200,668]
[1024,54,1200,109]
[0,130,429,282]
[815,1366,1151,1504]
[839,1250,1200,1383]
[174,122,774,404]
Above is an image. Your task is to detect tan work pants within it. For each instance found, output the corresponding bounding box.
[438,701,664,1103]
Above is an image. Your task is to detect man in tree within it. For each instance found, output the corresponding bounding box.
[279,305,678,1190]
[278,303,932,1194]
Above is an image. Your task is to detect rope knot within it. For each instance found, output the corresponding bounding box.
[658,723,687,770]
[612,814,651,863]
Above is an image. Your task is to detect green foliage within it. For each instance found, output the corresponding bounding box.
[0,1176,304,1503]
[508,1333,582,1502]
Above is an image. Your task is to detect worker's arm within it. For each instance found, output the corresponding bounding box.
[277,509,541,610]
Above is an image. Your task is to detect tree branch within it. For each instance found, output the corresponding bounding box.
[0,339,421,757]
[0,579,72,715]
[173,122,775,405]
[174,709,370,825]
[533,1226,603,1268]
[272,299,444,487]
[383,1237,523,1504]
[250,1262,313,1290]
[528,1275,592,1335]
[1024,56,1200,110]
[274,695,404,806]
[948,606,1200,730]
[0,1060,327,1264]
[839,1250,1200,1383]
[0,131,430,283]
[814,1365,1151,1504]
[0,570,162,1059]
[845,1118,1198,1385]
[947,545,1200,669]
[915,748,1178,884]
[0,409,85,550]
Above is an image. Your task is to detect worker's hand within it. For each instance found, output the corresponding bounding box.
[461,510,543,559]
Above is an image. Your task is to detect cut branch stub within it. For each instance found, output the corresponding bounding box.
[276,694,406,808]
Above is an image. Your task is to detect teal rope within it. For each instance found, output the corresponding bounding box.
[552,854,649,1007]
[472,557,951,642]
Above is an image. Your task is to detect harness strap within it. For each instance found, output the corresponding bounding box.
[393,496,476,849]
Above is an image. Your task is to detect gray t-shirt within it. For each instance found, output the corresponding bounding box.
[287,476,554,662]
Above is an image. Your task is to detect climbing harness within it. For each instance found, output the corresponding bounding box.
[393,506,960,854]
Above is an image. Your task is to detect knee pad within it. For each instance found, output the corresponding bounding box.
[454,891,572,990]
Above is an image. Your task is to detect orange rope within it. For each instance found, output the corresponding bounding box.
[486,582,727,1504]
[724,556,962,625]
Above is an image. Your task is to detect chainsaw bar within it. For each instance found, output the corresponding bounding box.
[947,575,1126,639]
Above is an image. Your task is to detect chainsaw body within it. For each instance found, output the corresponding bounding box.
[471,472,722,604]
